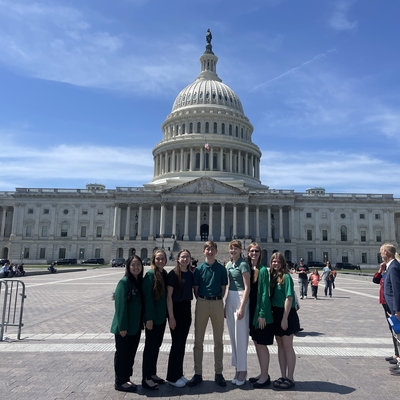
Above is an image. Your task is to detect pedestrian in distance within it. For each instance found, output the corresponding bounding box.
[110,255,144,393]
[166,249,194,387]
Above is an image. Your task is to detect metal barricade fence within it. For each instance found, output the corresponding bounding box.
[0,279,27,341]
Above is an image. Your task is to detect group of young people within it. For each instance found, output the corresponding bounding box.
[110,240,300,393]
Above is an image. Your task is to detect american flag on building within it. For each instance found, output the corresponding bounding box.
[205,142,210,152]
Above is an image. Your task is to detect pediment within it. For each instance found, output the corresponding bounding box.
[163,177,247,195]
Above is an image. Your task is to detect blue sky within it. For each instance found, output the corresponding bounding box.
[1,0,399,195]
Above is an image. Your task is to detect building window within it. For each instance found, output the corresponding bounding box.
[321,213,327,219]
[340,225,347,241]
[79,248,85,259]
[94,248,101,258]
[63,209,68,215]
[306,212,312,218]
[23,248,30,258]
[360,213,365,219]
[307,230,313,241]
[59,248,66,259]
[362,253,367,263]
[197,122,201,133]
[39,248,46,259]
[96,226,102,238]
[340,213,346,219]
[28,208,33,214]
[80,226,87,237]
[307,252,313,262]
[61,221,68,237]
[25,225,32,237]
[43,209,49,214]
[195,152,200,169]
[97,210,103,215]
[375,214,381,220]
[205,122,209,133]
[213,122,217,133]
[189,122,193,133]
[221,123,225,134]
[322,230,328,241]
[235,126,238,137]
[229,124,232,135]
[82,210,88,215]
[41,226,48,237]
[361,230,366,242]
[342,252,349,263]
[377,253,382,264]
[376,230,382,242]
[182,124,186,134]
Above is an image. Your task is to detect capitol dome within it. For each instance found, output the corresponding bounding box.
[147,31,266,190]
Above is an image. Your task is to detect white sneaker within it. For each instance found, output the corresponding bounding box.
[169,378,186,388]
[180,376,189,384]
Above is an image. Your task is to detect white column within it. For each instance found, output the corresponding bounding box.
[0,208,6,238]
[149,204,154,240]
[267,207,272,242]
[220,148,223,171]
[220,203,226,241]
[208,203,213,240]
[180,149,184,172]
[172,150,176,172]
[137,204,143,240]
[314,208,320,240]
[172,203,177,238]
[244,204,249,238]
[245,153,248,175]
[233,204,237,238]
[209,147,214,171]
[195,203,201,241]
[184,203,189,240]
[113,205,118,236]
[125,205,131,239]
[229,149,233,172]
[190,148,193,171]
[159,203,165,237]
[164,152,168,173]
[290,207,295,240]
[33,203,41,237]
[11,204,19,236]
[330,208,336,242]
[255,206,260,242]
[200,147,204,170]
[352,208,358,242]
[279,206,284,243]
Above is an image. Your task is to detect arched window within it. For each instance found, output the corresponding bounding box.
[229,124,232,135]
[197,122,201,133]
[340,225,348,241]
[189,122,193,133]
[204,153,209,169]
[223,154,226,171]
[222,123,225,134]
[186,153,191,170]
[213,153,218,170]
[182,124,186,134]
[61,221,68,237]
[205,122,209,133]
[213,122,217,133]
[241,128,243,138]
[242,156,246,173]
[195,153,200,169]
[235,126,238,137]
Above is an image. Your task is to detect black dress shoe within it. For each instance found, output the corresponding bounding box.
[188,374,203,387]
[253,375,271,388]
[249,376,260,383]
[115,383,137,392]
[141,379,159,390]
[389,359,399,364]
[215,373,227,387]
[151,376,166,384]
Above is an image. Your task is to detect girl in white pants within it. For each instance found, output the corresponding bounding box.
[225,240,250,386]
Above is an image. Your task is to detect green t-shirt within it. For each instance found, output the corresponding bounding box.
[271,273,296,309]
[194,260,228,297]
[226,257,250,291]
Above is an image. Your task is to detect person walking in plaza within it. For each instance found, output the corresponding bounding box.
[309,269,321,299]
[295,258,309,299]
[142,249,168,390]
[322,261,334,297]
[270,252,300,390]
[247,242,274,389]
[188,241,228,387]
[110,255,144,393]
[372,261,400,366]
[225,240,250,386]
[380,243,400,375]
[166,249,194,387]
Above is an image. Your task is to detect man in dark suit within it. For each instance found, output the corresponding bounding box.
[381,243,400,375]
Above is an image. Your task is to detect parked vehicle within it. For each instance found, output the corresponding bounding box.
[82,258,105,265]
[142,257,151,266]
[54,258,77,265]
[335,262,360,270]
[0,259,10,266]
[307,261,326,269]
[111,258,125,267]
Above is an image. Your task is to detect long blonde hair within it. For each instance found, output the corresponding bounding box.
[151,249,167,300]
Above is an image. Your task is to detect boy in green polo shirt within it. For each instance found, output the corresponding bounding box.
[188,241,228,387]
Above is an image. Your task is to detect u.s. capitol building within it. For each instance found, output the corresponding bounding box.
[1,33,399,265]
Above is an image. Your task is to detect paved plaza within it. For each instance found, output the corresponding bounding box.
[0,267,398,399]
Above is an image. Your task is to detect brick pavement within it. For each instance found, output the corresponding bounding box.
[0,268,399,399]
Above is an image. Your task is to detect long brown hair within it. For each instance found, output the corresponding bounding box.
[269,252,288,287]
[174,249,192,290]
[247,242,261,283]
[151,249,167,300]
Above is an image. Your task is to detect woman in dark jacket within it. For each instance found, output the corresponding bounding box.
[110,255,144,392]
[142,249,168,390]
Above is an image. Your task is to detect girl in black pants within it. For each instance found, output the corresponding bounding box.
[166,249,194,387]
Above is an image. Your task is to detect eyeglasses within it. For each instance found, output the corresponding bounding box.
[249,250,260,253]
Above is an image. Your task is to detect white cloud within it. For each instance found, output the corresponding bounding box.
[329,1,357,31]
